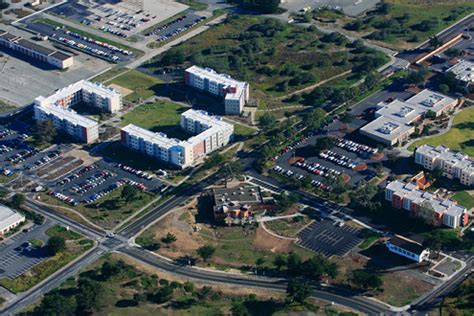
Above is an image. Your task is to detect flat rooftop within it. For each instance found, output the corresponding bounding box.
[360,116,414,142]
[0,204,25,230]
[36,104,98,128]
[447,59,474,83]
[213,185,263,207]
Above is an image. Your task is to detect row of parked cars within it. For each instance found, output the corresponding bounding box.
[148,16,206,43]
[86,179,126,204]
[293,160,342,179]
[7,148,39,164]
[56,35,120,62]
[272,135,309,161]
[71,170,114,195]
[319,150,357,169]
[48,191,78,206]
[56,165,97,186]
[64,29,133,56]
[0,128,14,139]
[335,138,377,158]
[126,179,147,191]
[117,164,153,181]
[25,150,61,171]
[272,165,330,191]
[0,144,13,154]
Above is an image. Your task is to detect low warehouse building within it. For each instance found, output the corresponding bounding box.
[0,204,25,236]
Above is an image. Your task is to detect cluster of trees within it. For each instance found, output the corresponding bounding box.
[345,1,469,43]
[350,269,383,291]
[32,120,57,146]
[232,0,281,14]
[273,192,299,212]
[273,252,338,281]
[348,181,381,214]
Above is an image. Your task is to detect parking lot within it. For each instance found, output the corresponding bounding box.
[0,26,110,106]
[0,222,53,279]
[25,21,134,63]
[45,158,164,205]
[145,13,206,43]
[47,0,188,38]
[297,219,362,257]
[273,134,379,188]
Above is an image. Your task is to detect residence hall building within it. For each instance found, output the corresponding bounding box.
[212,185,264,224]
[0,29,73,69]
[360,89,458,146]
[121,109,233,168]
[386,235,430,263]
[34,80,122,143]
[415,145,474,187]
[0,204,25,236]
[385,180,469,228]
[184,66,250,115]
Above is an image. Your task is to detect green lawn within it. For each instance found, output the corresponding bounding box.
[109,70,164,102]
[452,191,474,209]
[408,107,474,156]
[121,101,189,133]
[232,122,257,137]
[91,67,128,83]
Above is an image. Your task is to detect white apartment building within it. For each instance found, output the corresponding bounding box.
[121,109,234,168]
[360,89,458,146]
[0,205,25,236]
[0,29,73,69]
[386,235,430,263]
[185,66,250,115]
[415,145,474,186]
[34,80,122,113]
[34,103,99,144]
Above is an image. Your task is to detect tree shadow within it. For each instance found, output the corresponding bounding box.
[454,122,474,130]
[115,299,138,308]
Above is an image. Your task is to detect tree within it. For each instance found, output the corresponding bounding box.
[350,269,382,291]
[203,153,225,169]
[10,193,25,209]
[417,201,437,226]
[76,277,105,312]
[161,232,177,246]
[231,301,250,316]
[303,108,326,131]
[34,290,77,316]
[46,236,66,256]
[101,260,127,280]
[339,112,354,124]
[220,161,244,183]
[255,257,265,274]
[314,136,336,152]
[429,36,442,48]
[423,231,442,258]
[32,120,57,145]
[286,279,312,304]
[258,113,277,131]
[273,254,287,271]
[0,1,9,10]
[121,185,137,203]
[274,192,299,210]
[197,244,216,261]
[438,83,449,94]
[183,281,195,293]
[153,285,174,304]
[349,181,381,213]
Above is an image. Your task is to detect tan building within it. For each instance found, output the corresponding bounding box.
[415,145,474,186]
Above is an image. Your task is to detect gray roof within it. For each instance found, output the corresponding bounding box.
[17,38,55,56]
[50,51,72,61]
[213,185,263,207]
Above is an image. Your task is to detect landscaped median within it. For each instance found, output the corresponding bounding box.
[0,225,94,294]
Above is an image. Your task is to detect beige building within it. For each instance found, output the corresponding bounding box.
[0,205,25,236]
[415,145,474,186]
[360,89,458,146]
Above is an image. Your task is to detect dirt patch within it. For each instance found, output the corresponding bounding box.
[64,148,100,166]
[353,163,368,172]
[108,83,133,97]
[341,174,351,183]
[288,156,304,165]
[46,159,84,180]
[370,152,384,161]
[252,226,293,253]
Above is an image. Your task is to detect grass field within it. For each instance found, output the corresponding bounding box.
[264,216,311,238]
[231,122,257,137]
[452,191,474,209]
[0,225,93,293]
[408,107,474,156]
[348,0,474,49]
[91,67,128,83]
[121,101,189,134]
[0,99,16,113]
[109,70,164,102]
[145,15,387,97]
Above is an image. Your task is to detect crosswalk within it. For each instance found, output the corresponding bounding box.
[297,220,362,258]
